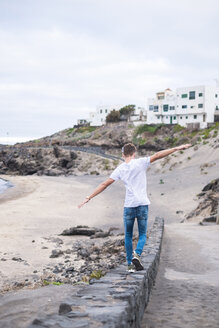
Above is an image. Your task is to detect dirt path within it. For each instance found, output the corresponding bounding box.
[141,223,219,328]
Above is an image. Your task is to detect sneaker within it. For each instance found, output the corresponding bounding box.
[127,263,136,273]
[132,251,144,271]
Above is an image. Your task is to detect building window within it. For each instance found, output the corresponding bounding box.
[157,116,160,119]
[149,105,154,111]
[166,116,168,119]
[105,109,108,113]
[198,104,203,108]
[173,116,176,120]
[180,116,182,119]
[170,106,175,110]
[189,91,196,100]
[100,109,103,114]
[157,92,165,100]
[194,115,197,119]
[186,116,188,119]
[216,94,218,98]
[163,104,169,112]
[182,105,187,109]
[153,106,159,112]
[216,106,219,110]
[199,93,203,97]
[181,94,188,98]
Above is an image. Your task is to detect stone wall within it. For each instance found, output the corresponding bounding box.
[29,217,164,328]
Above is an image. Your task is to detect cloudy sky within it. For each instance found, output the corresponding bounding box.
[0,0,219,143]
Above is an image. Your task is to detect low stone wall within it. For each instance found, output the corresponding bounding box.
[29,217,164,328]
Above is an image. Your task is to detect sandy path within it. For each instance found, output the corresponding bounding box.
[141,146,219,327]
[141,223,219,328]
[0,174,126,292]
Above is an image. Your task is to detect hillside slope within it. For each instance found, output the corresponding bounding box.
[0,122,218,177]
[15,122,219,153]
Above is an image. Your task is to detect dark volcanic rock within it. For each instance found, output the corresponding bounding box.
[0,146,78,176]
[203,216,216,222]
[50,250,64,258]
[66,267,74,273]
[59,303,72,315]
[77,248,90,258]
[61,225,103,236]
[12,257,23,262]
[187,178,219,220]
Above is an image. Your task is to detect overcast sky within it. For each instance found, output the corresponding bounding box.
[0,0,219,143]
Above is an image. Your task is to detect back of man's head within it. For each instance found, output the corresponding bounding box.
[122,143,137,157]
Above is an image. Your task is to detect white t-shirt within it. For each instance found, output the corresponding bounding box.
[110,157,151,207]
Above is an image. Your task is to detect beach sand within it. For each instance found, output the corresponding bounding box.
[0,174,126,292]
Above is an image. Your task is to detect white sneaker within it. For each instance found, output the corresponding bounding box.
[127,263,136,273]
[132,251,144,271]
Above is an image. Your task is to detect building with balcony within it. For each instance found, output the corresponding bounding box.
[147,85,219,128]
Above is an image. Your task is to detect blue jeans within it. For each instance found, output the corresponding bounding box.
[123,205,148,265]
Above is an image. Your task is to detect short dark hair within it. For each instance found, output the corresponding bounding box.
[122,143,137,156]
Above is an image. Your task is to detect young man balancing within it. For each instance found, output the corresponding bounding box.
[78,143,191,272]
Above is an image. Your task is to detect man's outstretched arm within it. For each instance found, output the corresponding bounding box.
[150,143,191,163]
[78,178,115,208]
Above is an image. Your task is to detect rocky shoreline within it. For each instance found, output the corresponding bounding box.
[0,145,122,176]
[0,218,164,328]
[1,225,137,294]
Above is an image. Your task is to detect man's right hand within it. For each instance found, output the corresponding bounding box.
[175,144,192,151]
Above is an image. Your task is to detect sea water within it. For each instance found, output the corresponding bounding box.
[0,178,12,194]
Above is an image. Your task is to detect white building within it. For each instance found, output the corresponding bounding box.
[89,105,146,126]
[147,86,219,128]
[77,119,89,126]
[129,106,147,126]
[89,105,121,126]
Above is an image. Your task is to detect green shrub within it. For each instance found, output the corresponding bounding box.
[103,159,110,170]
[90,171,100,175]
[188,130,199,137]
[119,105,135,117]
[90,270,104,280]
[76,126,97,133]
[173,125,184,133]
[138,137,147,145]
[135,124,162,135]
[202,131,210,139]
[106,110,120,122]
[66,128,75,136]
[43,280,64,286]
[213,130,218,138]
[113,160,119,166]
[164,137,178,145]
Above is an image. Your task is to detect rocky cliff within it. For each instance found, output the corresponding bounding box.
[0,122,218,176]
[186,179,219,222]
